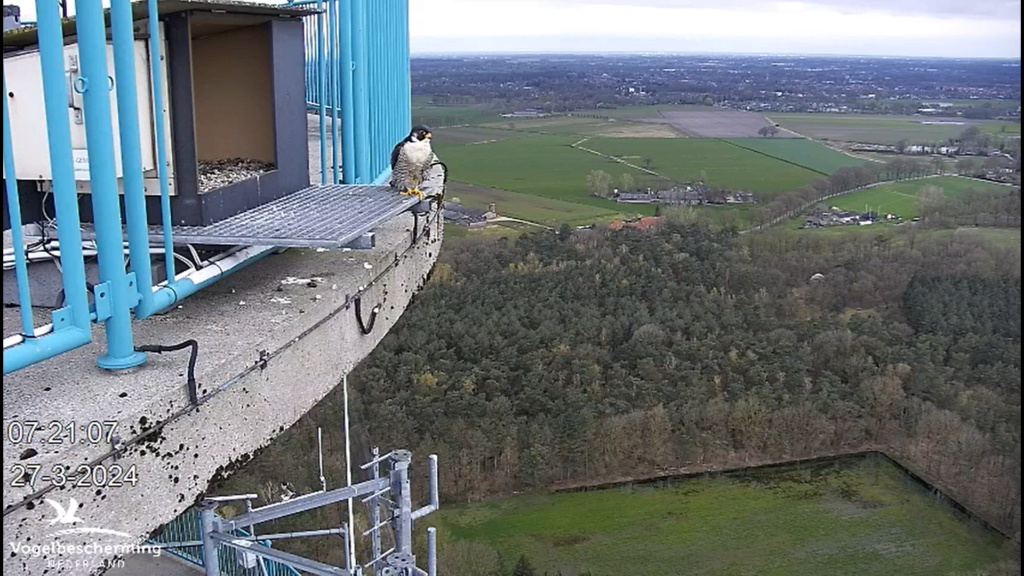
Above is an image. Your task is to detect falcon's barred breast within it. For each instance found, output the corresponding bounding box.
[390,125,437,200]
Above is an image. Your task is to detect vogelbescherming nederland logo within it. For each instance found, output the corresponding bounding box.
[8,498,162,568]
[43,497,133,538]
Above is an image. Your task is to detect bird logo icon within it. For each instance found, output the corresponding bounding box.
[44,498,83,525]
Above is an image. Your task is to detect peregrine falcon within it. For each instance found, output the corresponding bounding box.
[390,125,435,201]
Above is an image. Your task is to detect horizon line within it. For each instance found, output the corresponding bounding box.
[409,50,1023,61]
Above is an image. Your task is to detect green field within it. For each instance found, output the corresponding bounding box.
[724,138,867,174]
[585,138,827,194]
[825,176,1012,219]
[915,227,1022,249]
[769,113,1019,145]
[433,126,539,145]
[481,116,684,138]
[411,96,502,128]
[445,182,623,227]
[433,134,666,207]
[786,176,1016,232]
[427,456,1011,576]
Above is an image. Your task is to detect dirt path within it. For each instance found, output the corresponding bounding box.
[488,216,553,230]
[569,138,676,182]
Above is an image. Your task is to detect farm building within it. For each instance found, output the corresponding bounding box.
[615,192,657,204]
[726,191,757,204]
[803,206,885,228]
[445,203,496,227]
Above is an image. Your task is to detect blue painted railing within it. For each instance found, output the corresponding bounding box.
[2,0,411,374]
[295,0,411,185]
[149,507,301,576]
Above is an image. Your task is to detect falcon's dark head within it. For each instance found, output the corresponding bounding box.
[409,125,432,142]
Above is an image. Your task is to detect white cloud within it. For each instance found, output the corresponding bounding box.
[409,0,1021,57]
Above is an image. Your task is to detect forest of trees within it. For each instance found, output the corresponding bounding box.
[216,213,1021,574]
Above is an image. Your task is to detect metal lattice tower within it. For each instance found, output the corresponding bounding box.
[193,449,439,576]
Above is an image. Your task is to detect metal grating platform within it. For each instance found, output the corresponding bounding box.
[169,184,421,248]
[65,165,445,249]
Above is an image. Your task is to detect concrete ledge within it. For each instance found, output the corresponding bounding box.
[2,208,442,575]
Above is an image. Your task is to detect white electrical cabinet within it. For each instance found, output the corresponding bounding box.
[4,27,175,195]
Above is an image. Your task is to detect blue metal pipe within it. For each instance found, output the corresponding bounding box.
[35,0,91,333]
[109,0,155,322]
[317,1,327,184]
[372,168,392,186]
[327,0,339,184]
[401,0,411,136]
[371,1,382,179]
[339,0,355,183]
[74,0,145,370]
[147,0,177,309]
[147,246,275,313]
[2,75,36,336]
[402,0,411,132]
[352,0,370,183]
[372,1,380,178]
[335,0,344,182]
[3,328,92,375]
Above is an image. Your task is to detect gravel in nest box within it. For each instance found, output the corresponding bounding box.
[198,158,275,192]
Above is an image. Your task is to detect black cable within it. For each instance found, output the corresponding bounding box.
[354,295,380,335]
[135,340,199,406]
[430,160,449,186]
[54,282,96,309]
[429,160,448,210]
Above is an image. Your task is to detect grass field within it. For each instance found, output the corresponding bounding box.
[786,176,1015,231]
[768,113,1019,145]
[433,126,539,145]
[585,138,826,194]
[825,176,1012,219]
[427,456,1011,576]
[481,116,684,139]
[445,182,624,227]
[433,135,667,206]
[411,96,502,128]
[724,138,867,174]
[443,221,527,247]
[917,227,1021,249]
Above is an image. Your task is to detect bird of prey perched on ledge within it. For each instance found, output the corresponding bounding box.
[390,125,437,201]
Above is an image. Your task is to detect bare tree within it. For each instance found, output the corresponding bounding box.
[586,170,613,198]
[620,172,635,193]
[955,157,978,176]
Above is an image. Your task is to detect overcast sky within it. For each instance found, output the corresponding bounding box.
[409,0,1022,58]
[8,0,1020,58]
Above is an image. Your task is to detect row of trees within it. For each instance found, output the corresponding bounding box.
[917,185,1022,228]
[587,170,664,198]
